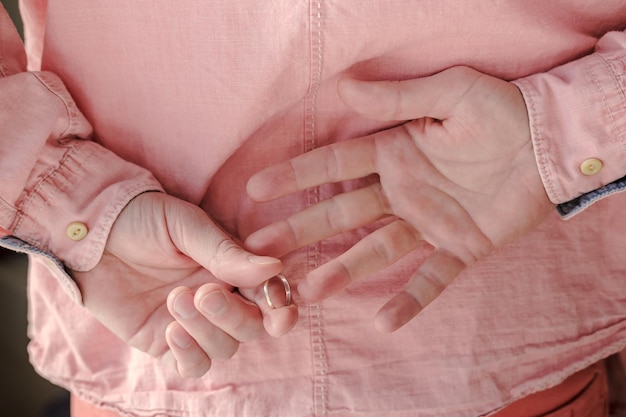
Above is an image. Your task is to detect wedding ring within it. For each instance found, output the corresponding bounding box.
[263,274,292,309]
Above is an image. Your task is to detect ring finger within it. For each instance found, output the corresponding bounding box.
[298,219,423,302]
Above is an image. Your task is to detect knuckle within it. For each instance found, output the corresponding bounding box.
[214,238,239,260]
[389,80,405,121]
[370,183,391,214]
[325,146,340,180]
[371,239,394,266]
[207,238,239,273]
[419,269,447,294]
[283,218,301,250]
[387,220,421,253]
[324,198,347,233]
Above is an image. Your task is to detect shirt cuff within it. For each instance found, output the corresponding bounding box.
[0,138,163,304]
[556,175,626,219]
[0,236,83,304]
[4,138,164,273]
[512,31,626,211]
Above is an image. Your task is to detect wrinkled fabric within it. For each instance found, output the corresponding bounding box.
[1,1,626,416]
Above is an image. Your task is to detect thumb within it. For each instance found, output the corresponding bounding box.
[337,66,481,121]
[163,195,283,288]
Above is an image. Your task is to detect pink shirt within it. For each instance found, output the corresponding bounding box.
[2,1,626,416]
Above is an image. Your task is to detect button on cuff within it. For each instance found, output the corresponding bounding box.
[580,158,603,176]
[66,222,89,241]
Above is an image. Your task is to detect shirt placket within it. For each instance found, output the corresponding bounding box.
[304,1,328,416]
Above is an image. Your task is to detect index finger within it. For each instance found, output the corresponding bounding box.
[246,136,378,202]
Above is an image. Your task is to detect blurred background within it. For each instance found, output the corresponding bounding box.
[1,2,70,417]
[2,0,20,36]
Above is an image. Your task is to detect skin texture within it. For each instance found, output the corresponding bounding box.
[72,192,298,378]
[245,66,555,333]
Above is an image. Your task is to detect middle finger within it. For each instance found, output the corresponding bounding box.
[167,286,257,360]
[245,182,390,258]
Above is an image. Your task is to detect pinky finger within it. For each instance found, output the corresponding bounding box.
[374,251,466,333]
[165,321,212,378]
[298,219,422,302]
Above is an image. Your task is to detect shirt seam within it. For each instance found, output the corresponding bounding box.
[515,78,562,203]
[11,141,80,247]
[591,53,626,150]
[29,71,76,138]
[305,1,328,416]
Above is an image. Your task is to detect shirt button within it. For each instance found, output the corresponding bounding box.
[580,158,603,176]
[66,222,89,241]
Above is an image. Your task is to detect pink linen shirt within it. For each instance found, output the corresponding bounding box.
[1,1,626,416]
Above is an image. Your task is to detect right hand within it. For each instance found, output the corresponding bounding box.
[71,192,298,378]
[245,67,554,332]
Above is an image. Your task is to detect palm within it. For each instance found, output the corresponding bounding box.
[377,71,552,260]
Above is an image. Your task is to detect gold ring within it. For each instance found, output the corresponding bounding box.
[263,274,292,309]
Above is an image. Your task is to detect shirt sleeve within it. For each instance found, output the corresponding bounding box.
[512,30,626,219]
[0,6,163,301]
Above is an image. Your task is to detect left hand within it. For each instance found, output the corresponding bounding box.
[72,192,298,378]
[245,66,555,332]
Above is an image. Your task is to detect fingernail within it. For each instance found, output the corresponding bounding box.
[248,255,280,264]
[173,292,197,319]
[170,325,193,349]
[200,291,228,316]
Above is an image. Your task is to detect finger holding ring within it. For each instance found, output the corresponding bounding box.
[263,274,292,309]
